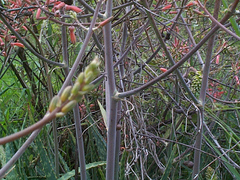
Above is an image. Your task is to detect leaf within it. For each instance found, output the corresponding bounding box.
[97,100,107,130]
[160,144,176,180]
[229,17,240,37]
[0,145,6,167]
[204,136,240,179]
[35,137,57,179]
[5,143,19,178]
[120,150,128,180]
[221,0,240,36]
[87,115,107,161]
[0,83,14,96]
[58,161,106,180]
[221,0,228,7]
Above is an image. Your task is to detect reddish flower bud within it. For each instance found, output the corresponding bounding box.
[235,76,240,85]
[54,2,65,10]
[2,51,7,57]
[11,42,24,47]
[99,16,113,27]
[186,1,198,7]
[36,8,41,19]
[169,11,178,14]
[160,68,168,73]
[22,26,28,31]
[215,55,220,64]
[69,26,76,44]
[162,4,172,11]
[0,37,4,46]
[65,5,83,13]
[36,8,48,20]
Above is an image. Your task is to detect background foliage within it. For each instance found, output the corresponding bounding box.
[0,0,240,179]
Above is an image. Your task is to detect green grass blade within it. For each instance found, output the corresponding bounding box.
[204,136,240,179]
[58,161,106,180]
[160,144,176,180]
[97,100,107,130]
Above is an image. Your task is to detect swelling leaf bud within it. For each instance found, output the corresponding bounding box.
[77,72,84,84]
[61,100,77,113]
[84,66,92,77]
[82,84,94,92]
[84,75,94,85]
[61,86,72,102]
[49,95,61,112]
[56,112,65,117]
[91,56,100,68]
[71,82,81,96]
[78,91,88,96]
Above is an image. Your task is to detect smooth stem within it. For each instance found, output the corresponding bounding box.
[73,105,87,180]
[104,0,118,179]
[114,19,128,179]
[193,1,221,179]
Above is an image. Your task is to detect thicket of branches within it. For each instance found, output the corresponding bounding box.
[0,0,240,179]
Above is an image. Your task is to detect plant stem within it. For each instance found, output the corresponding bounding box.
[103,0,119,179]
[193,1,221,179]
[73,105,87,180]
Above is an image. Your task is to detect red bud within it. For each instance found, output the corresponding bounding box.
[65,5,83,13]
[162,4,172,11]
[215,55,220,64]
[69,26,76,44]
[186,1,198,7]
[11,42,24,47]
[160,68,167,72]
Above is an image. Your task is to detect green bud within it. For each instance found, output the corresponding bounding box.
[78,91,88,96]
[84,66,92,77]
[56,112,65,118]
[77,72,85,84]
[61,86,72,102]
[48,95,61,112]
[68,94,74,101]
[69,11,77,20]
[84,57,100,82]
[68,93,82,102]
[84,74,94,85]
[82,84,95,92]
[90,56,100,70]
[91,68,100,78]
[71,82,81,96]
[61,100,77,114]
